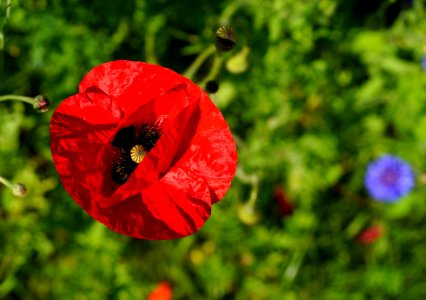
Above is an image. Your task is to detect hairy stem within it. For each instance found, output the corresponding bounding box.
[0,94,35,105]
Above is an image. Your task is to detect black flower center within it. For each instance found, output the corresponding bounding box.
[111,125,161,184]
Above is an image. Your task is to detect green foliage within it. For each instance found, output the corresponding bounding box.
[1,0,426,299]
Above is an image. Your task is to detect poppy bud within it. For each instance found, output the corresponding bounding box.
[34,95,49,113]
[205,80,219,94]
[237,202,260,225]
[0,176,27,198]
[215,26,238,53]
[226,46,250,74]
[11,183,27,198]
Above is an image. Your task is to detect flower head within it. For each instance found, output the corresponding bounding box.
[273,186,293,217]
[148,282,172,300]
[422,55,426,71]
[50,60,237,240]
[356,225,383,245]
[364,154,414,202]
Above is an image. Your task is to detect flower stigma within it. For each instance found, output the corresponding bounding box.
[130,145,147,163]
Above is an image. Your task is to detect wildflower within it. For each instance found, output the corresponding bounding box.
[50,60,237,240]
[148,282,172,300]
[422,55,426,71]
[364,154,414,202]
[357,225,383,245]
[273,186,293,217]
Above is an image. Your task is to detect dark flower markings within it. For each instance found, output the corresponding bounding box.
[111,125,161,184]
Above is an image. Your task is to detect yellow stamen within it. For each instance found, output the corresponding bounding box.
[130,145,147,163]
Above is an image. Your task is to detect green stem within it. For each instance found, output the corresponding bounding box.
[0,32,4,51]
[6,0,11,19]
[236,167,258,185]
[247,182,258,207]
[0,175,13,189]
[284,248,307,283]
[183,44,216,80]
[219,0,243,24]
[199,54,223,87]
[0,94,35,105]
[236,167,259,207]
[144,16,165,65]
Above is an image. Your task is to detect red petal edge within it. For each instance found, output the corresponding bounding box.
[50,60,237,240]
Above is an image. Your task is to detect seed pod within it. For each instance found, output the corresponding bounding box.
[130,145,147,163]
[215,26,238,52]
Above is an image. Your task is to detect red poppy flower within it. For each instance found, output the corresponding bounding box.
[356,225,383,245]
[273,186,294,217]
[148,282,172,300]
[50,60,237,240]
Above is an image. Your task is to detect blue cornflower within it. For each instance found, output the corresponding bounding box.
[364,155,415,202]
[422,55,426,71]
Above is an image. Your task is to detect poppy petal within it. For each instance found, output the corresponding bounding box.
[79,60,188,117]
[177,93,237,202]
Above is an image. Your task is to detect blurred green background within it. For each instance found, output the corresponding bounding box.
[1,0,426,299]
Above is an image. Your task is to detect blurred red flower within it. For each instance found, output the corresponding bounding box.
[50,60,237,239]
[273,186,293,217]
[148,282,172,300]
[357,225,383,245]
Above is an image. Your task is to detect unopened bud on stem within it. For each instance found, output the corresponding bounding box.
[12,183,27,198]
[205,80,219,94]
[33,95,49,113]
[237,202,260,225]
[0,176,27,198]
[0,94,49,113]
